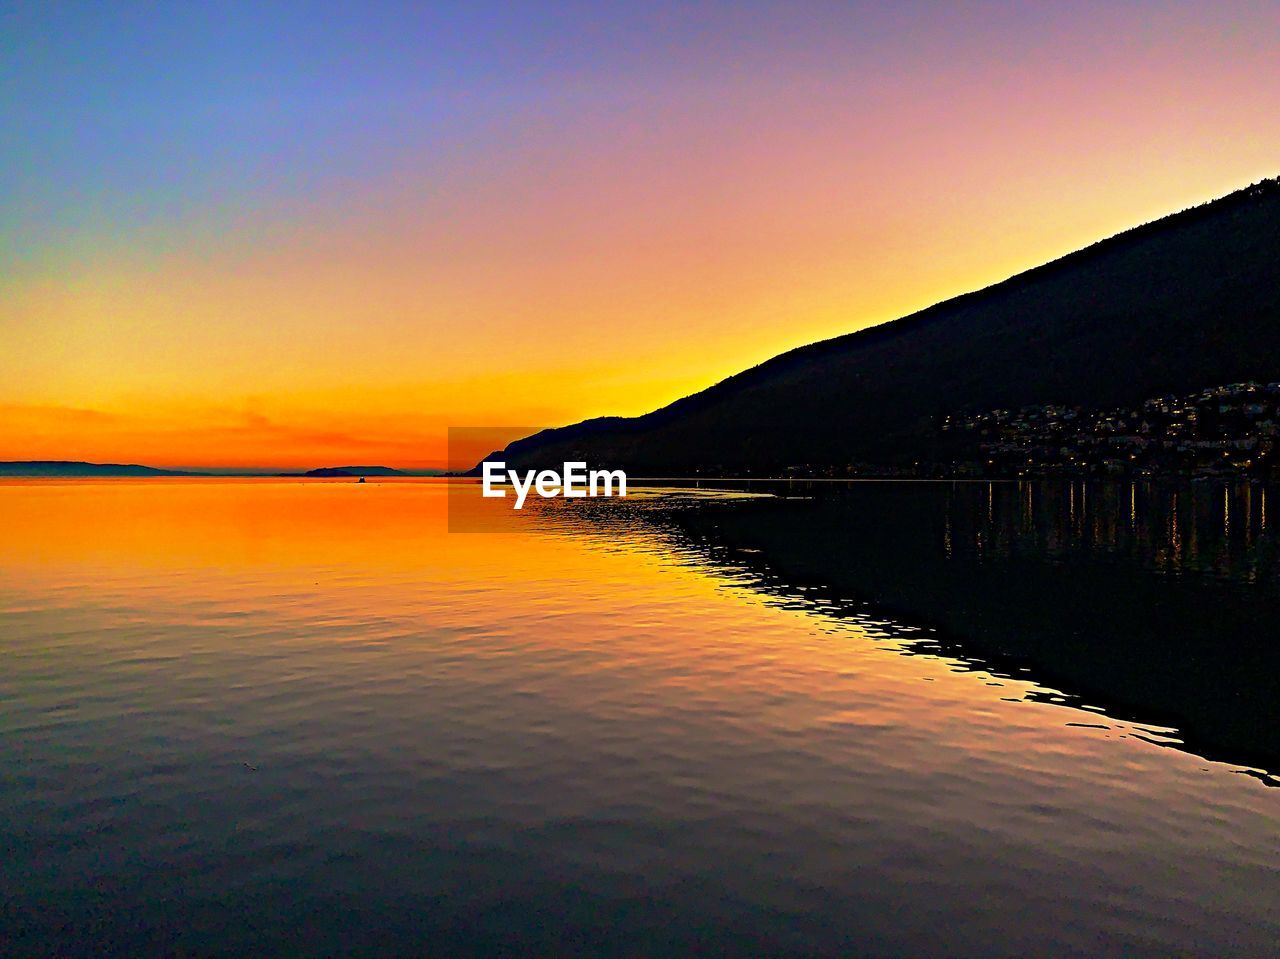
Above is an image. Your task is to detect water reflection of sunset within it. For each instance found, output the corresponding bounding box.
[4,479,1278,956]
[0,479,1267,779]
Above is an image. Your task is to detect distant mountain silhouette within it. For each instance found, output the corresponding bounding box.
[0,461,434,478]
[0,461,202,477]
[281,466,407,477]
[484,177,1280,475]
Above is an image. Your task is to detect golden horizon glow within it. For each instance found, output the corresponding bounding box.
[4,3,1279,468]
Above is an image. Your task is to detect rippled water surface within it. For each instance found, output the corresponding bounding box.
[1,479,1276,957]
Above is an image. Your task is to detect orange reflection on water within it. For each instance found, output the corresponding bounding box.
[0,476,1268,783]
[2,476,1278,948]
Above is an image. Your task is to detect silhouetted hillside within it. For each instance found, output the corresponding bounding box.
[487,178,1280,474]
[0,461,202,477]
[281,466,407,477]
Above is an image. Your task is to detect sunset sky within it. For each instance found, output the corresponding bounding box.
[3,1,1279,469]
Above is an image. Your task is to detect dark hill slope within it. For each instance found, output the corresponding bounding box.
[492,178,1280,473]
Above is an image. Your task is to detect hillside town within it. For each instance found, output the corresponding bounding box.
[942,381,1280,478]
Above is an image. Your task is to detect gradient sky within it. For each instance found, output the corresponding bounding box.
[3,1,1279,468]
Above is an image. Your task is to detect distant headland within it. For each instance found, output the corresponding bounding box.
[0,461,443,478]
[273,466,409,478]
[0,461,202,477]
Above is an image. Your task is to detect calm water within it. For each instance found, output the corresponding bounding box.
[1,479,1276,958]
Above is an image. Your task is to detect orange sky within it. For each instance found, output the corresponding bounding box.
[3,2,1279,469]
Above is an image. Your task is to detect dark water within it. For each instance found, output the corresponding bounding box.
[654,478,1280,776]
[1,479,1276,958]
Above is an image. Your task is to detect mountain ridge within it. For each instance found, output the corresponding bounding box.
[279,466,408,477]
[487,177,1280,474]
[0,461,203,477]
[0,461,434,477]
